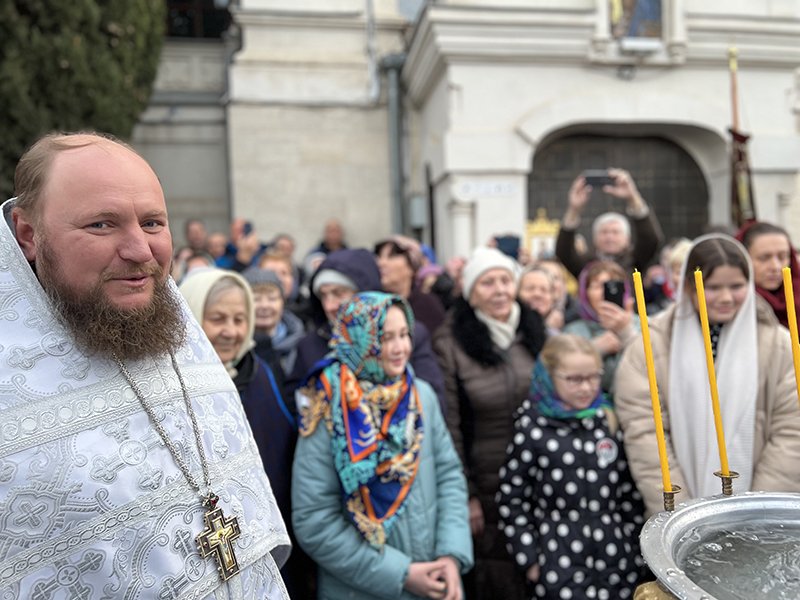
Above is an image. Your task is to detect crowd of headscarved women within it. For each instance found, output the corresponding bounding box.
[176,170,800,599]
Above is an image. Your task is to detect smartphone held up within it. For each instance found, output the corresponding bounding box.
[582,169,615,188]
[603,280,625,307]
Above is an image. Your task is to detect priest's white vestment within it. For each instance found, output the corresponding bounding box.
[0,198,291,599]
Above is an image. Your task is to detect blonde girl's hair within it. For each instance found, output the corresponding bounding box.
[539,334,601,374]
[539,334,618,432]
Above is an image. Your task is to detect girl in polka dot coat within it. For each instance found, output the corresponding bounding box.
[497,334,646,599]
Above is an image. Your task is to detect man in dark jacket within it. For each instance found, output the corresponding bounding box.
[306,218,348,256]
[286,248,447,414]
[556,168,663,278]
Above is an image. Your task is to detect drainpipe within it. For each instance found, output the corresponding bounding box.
[222,3,243,225]
[381,53,407,234]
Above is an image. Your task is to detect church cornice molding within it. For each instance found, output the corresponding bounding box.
[682,12,800,67]
[404,5,800,106]
[231,6,408,33]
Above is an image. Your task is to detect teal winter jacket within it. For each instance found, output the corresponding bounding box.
[292,379,473,599]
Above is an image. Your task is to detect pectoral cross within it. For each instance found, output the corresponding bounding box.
[196,505,241,581]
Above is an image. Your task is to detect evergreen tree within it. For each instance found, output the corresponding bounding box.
[0,1,166,199]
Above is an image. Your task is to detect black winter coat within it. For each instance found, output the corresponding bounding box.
[497,402,646,599]
[434,299,546,600]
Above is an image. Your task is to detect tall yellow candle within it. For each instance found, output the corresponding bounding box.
[693,268,730,476]
[782,266,800,406]
[632,270,672,492]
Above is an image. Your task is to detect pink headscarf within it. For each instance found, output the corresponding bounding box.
[576,261,632,322]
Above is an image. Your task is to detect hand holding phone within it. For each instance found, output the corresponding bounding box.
[603,280,625,307]
[242,221,254,236]
[582,169,615,188]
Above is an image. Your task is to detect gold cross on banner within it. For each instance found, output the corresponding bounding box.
[196,506,242,581]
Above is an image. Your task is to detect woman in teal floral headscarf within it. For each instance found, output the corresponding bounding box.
[292,292,473,600]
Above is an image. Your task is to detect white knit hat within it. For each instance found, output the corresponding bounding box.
[461,246,519,301]
[311,269,357,297]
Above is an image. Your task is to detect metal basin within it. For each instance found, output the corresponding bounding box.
[639,492,800,599]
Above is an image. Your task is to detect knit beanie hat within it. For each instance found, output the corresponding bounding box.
[462,246,519,301]
[312,269,358,297]
[242,266,285,298]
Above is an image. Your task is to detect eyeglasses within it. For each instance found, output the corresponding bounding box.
[553,372,604,386]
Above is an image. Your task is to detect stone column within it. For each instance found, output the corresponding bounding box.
[434,173,528,261]
[448,199,476,259]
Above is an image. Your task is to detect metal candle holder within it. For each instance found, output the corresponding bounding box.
[714,470,739,496]
[662,485,681,512]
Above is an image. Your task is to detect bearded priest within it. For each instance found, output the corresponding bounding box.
[0,132,290,598]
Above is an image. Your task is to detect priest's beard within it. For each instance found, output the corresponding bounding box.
[36,241,186,361]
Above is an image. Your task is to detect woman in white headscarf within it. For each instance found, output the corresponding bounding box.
[614,234,800,515]
[179,269,302,595]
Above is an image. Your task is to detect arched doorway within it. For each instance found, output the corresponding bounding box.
[529,133,709,246]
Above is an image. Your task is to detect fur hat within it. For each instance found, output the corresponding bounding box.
[462,246,519,301]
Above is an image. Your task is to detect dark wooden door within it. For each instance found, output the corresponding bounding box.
[529,134,709,246]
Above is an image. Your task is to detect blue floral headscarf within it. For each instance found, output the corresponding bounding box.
[298,292,423,548]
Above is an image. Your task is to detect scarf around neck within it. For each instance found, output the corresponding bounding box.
[735,222,800,331]
[475,301,520,350]
[298,292,423,548]
[529,359,611,421]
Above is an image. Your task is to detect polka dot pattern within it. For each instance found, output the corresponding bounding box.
[496,403,647,598]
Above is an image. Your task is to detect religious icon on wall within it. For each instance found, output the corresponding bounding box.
[610,0,663,39]
[525,208,560,261]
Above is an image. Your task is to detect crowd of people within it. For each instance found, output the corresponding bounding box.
[2,132,800,599]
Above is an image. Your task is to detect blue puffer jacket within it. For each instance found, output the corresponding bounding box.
[291,379,473,599]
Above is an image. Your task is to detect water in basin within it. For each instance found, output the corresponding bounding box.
[676,522,800,599]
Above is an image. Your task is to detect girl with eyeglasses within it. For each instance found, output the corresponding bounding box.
[496,334,646,599]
